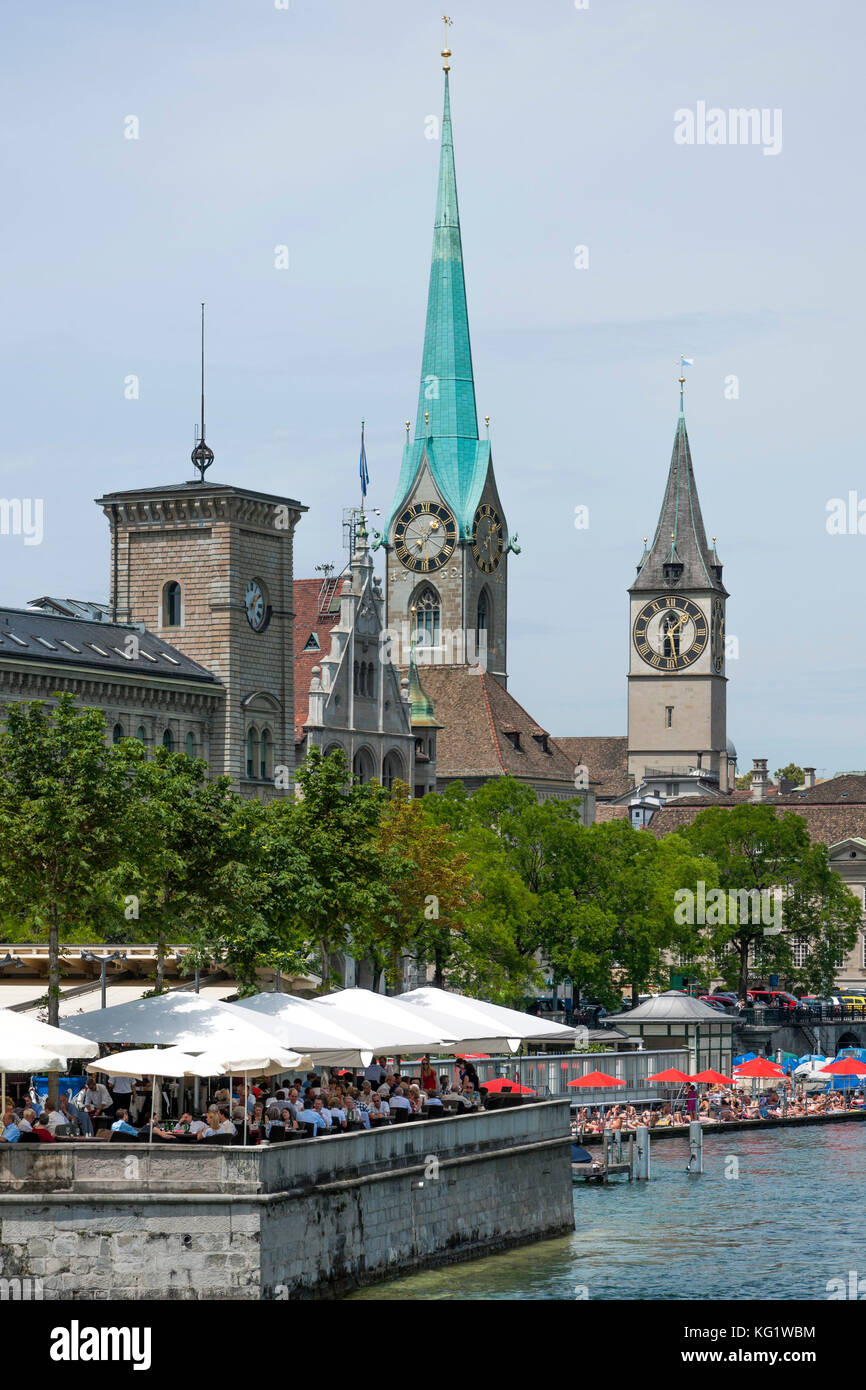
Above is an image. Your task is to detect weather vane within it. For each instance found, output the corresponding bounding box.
[441,14,452,70]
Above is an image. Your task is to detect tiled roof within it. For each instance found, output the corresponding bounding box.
[293,578,342,739]
[0,607,220,685]
[415,668,577,786]
[594,804,631,822]
[552,735,632,799]
[646,801,866,848]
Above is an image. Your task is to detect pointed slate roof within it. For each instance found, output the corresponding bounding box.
[632,397,725,594]
[386,71,490,539]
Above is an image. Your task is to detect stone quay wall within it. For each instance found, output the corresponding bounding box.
[0,1101,574,1300]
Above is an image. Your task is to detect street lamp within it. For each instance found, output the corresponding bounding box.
[81,950,127,1010]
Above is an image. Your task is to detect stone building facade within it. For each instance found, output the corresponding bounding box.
[95,480,306,797]
[294,527,438,796]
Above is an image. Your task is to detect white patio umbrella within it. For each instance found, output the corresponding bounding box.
[304,988,458,1055]
[233,992,376,1067]
[88,1043,305,1144]
[397,986,579,1050]
[60,990,303,1055]
[0,1007,98,1115]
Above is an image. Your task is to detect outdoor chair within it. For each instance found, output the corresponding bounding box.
[17,1131,41,1144]
[266,1125,287,1143]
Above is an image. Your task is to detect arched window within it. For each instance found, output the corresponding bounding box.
[353,660,360,696]
[163,581,181,627]
[366,662,375,698]
[353,748,374,784]
[382,751,403,792]
[259,729,270,780]
[185,732,196,758]
[413,586,440,651]
[477,588,489,634]
[247,728,257,778]
[112,723,124,744]
[136,726,147,744]
[162,728,174,751]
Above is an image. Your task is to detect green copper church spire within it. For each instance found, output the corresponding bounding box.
[415,67,478,445]
[385,30,491,541]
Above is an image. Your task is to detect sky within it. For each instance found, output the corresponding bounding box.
[1,0,864,779]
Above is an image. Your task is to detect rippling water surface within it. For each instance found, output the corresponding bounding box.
[346,1125,866,1300]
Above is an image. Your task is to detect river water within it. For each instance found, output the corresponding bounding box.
[347,1123,866,1300]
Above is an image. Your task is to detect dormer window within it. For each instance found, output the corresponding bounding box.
[504,730,521,751]
[663,562,683,585]
[532,731,550,755]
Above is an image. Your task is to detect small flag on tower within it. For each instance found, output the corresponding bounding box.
[359,419,370,499]
[680,356,694,368]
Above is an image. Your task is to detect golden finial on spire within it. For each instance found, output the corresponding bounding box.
[484,415,490,435]
[405,419,411,439]
[441,14,453,70]
[424,409,430,429]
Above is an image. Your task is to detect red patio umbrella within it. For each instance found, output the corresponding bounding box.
[479,1078,535,1094]
[455,1054,490,1060]
[820,1057,866,1075]
[647,1068,692,1083]
[567,1071,625,1088]
[734,1058,785,1078]
[690,1069,735,1084]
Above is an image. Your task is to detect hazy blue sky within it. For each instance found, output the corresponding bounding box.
[1,0,863,778]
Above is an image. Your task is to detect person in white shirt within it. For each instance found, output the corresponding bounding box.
[77,1078,112,1119]
[368,1093,390,1120]
[45,1106,67,1133]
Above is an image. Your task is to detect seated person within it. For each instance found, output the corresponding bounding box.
[297,1097,327,1133]
[367,1093,390,1122]
[389,1085,413,1113]
[33,1112,56,1142]
[18,1108,36,1132]
[0,1114,22,1143]
[111,1109,140,1137]
[424,1088,443,1112]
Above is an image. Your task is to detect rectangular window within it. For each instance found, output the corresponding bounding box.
[665,706,673,728]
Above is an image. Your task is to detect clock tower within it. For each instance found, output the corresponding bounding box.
[627,386,731,794]
[381,57,513,685]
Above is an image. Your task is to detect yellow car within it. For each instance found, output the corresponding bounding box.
[840,995,866,1009]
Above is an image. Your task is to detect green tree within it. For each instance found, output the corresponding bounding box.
[0,696,139,1024]
[266,747,396,990]
[111,746,253,992]
[775,763,805,787]
[679,803,861,997]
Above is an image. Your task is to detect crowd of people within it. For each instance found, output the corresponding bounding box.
[0,1055,491,1144]
[573,1084,866,1136]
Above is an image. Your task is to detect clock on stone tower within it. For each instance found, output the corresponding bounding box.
[626,388,730,795]
[97,478,307,798]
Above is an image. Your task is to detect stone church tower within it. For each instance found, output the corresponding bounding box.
[381,63,513,684]
[627,386,731,794]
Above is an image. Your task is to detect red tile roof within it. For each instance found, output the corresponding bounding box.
[415,667,577,786]
[552,736,632,799]
[293,577,342,740]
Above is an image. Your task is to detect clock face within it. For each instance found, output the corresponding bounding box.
[393,501,457,572]
[244,579,267,631]
[633,595,708,671]
[711,597,725,673]
[472,504,504,573]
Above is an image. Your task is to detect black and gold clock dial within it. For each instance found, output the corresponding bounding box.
[472,503,504,574]
[393,501,457,572]
[633,595,708,671]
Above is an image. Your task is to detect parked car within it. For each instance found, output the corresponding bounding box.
[801,995,843,1014]
[699,994,737,1012]
[840,994,866,1010]
[745,989,799,1010]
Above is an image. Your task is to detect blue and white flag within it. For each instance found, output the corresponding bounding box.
[680,356,694,368]
[359,420,369,498]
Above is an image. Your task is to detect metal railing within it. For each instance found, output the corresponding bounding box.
[455,1048,691,1101]
[739,1004,866,1027]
